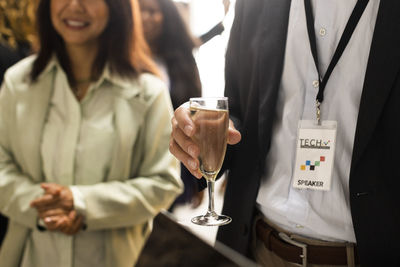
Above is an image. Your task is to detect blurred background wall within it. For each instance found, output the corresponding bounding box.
[175,0,236,97]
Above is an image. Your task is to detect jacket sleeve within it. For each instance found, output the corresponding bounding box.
[74,86,183,231]
[0,77,43,229]
[199,22,225,45]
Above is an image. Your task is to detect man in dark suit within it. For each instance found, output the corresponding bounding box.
[170,0,400,266]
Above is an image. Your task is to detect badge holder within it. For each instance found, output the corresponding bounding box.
[292,101,337,191]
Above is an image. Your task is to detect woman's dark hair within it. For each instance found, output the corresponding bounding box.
[31,0,157,85]
[153,0,201,109]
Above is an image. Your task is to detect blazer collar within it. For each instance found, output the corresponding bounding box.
[257,0,292,162]
[16,66,54,181]
[44,55,143,100]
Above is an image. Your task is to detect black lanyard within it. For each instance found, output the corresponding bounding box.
[304,0,369,123]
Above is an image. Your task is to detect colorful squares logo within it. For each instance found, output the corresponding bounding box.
[300,156,325,171]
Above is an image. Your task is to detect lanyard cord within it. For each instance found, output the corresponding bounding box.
[304,0,370,122]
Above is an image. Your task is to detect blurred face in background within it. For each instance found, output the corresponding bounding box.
[139,0,163,47]
[50,0,109,49]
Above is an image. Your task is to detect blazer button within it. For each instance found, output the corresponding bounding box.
[356,191,369,197]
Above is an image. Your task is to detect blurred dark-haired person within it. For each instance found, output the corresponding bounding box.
[139,0,202,207]
[0,0,182,266]
[139,0,201,109]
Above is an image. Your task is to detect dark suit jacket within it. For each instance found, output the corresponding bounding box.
[218,0,400,266]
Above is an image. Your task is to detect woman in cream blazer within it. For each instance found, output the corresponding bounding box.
[0,0,182,266]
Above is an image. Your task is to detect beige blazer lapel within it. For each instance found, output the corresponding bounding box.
[107,87,147,180]
[15,71,54,182]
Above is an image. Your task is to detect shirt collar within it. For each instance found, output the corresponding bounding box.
[41,55,142,99]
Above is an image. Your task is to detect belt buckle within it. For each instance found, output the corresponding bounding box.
[278,232,307,267]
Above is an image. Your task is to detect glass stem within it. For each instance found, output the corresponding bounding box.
[206,180,216,216]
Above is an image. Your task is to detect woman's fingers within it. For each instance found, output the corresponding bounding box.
[41,183,62,195]
[31,183,63,209]
[44,215,67,231]
[62,211,83,235]
[38,208,68,219]
[30,194,58,209]
[68,215,84,235]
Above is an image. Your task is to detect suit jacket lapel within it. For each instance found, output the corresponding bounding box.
[351,0,400,171]
[257,0,292,164]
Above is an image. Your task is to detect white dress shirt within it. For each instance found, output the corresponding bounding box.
[256,0,380,242]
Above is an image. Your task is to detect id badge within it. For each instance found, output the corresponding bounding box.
[292,120,337,191]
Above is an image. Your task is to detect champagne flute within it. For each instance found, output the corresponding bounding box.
[189,97,232,226]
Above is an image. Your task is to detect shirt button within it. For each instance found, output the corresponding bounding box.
[319,28,326,36]
[296,224,304,229]
[312,80,319,88]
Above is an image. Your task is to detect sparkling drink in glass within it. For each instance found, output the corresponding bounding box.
[189,97,232,226]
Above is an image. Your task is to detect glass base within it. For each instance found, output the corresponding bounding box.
[191,212,232,226]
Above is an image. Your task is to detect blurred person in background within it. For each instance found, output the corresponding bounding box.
[196,0,231,46]
[139,0,202,208]
[139,0,231,209]
[0,0,182,266]
[0,0,37,248]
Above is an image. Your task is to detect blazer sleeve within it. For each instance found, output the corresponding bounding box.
[74,86,183,231]
[0,77,43,229]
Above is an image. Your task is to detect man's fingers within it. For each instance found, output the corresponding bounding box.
[228,128,241,145]
[171,118,199,158]
[227,119,241,145]
[169,138,202,179]
[173,103,195,137]
[170,113,202,179]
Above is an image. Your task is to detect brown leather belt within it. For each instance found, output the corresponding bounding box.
[256,219,359,265]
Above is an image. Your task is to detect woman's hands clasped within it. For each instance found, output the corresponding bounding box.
[169,103,241,179]
[30,183,84,235]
